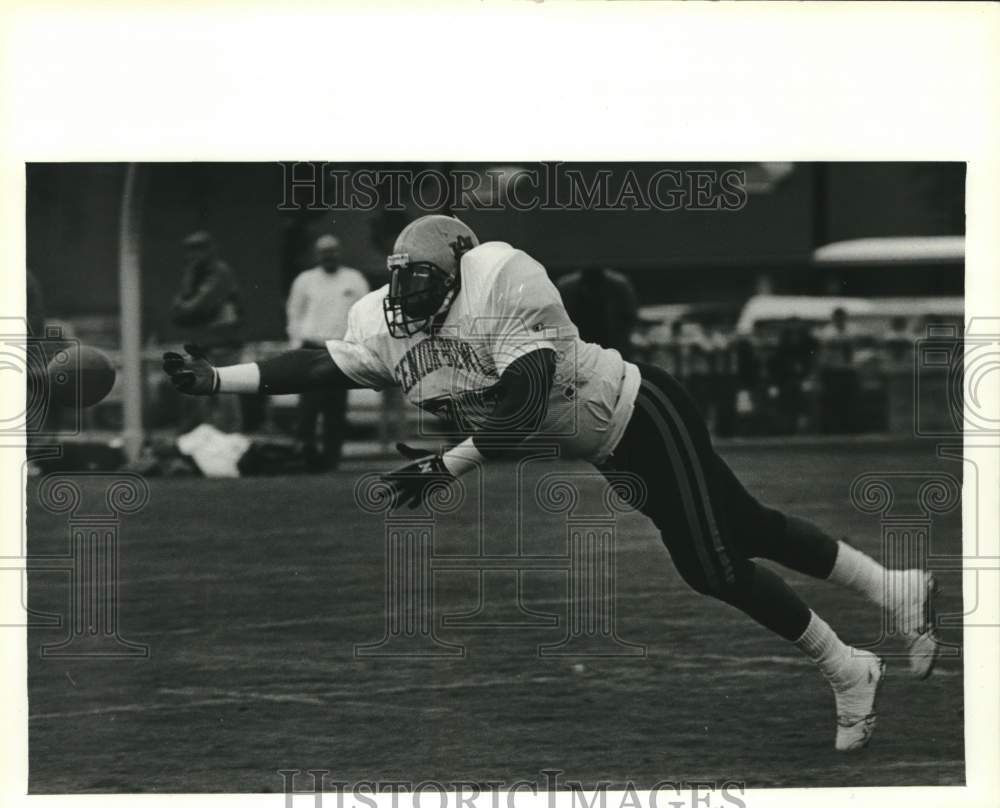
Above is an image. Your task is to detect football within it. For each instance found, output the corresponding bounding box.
[46,344,117,409]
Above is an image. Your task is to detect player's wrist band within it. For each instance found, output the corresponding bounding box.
[441,438,485,478]
[217,363,263,394]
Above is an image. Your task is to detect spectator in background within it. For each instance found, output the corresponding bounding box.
[286,234,369,471]
[708,323,737,437]
[816,307,859,434]
[882,315,914,367]
[27,269,46,343]
[557,266,638,359]
[770,317,818,434]
[171,230,244,433]
[733,333,762,435]
[660,319,687,378]
[818,307,856,364]
[683,323,714,420]
[26,270,48,471]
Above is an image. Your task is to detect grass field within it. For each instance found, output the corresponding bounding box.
[27,441,964,792]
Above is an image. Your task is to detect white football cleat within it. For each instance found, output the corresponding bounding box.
[834,650,885,752]
[893,570,941,679]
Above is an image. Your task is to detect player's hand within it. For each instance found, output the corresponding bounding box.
[380,442,455,510]
[162,344,219,395]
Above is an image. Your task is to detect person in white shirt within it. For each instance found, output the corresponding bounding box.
[285,234,369,470]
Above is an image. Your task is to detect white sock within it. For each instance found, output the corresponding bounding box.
[828,540,900,609]
[794,611,862,690]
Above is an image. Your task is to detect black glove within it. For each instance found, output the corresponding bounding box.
[162,344,219,395]
[380,442,455,510]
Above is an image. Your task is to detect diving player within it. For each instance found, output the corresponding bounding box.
[163,214,940,752]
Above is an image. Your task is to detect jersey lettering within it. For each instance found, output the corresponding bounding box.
[393,336,498,394]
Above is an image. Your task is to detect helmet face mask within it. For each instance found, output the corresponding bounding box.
[381,215,479,338]
[383,253,459,338]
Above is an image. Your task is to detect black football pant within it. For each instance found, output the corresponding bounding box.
[297,339,349,471]
[600,363,839,641]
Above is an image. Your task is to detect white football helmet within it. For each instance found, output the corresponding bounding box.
[383,214,479,337]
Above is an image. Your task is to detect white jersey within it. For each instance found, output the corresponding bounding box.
[326,242,640,464]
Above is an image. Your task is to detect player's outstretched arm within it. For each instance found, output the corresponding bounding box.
[162,343,364,396]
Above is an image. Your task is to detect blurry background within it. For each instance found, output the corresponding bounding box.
[24,162,964,473]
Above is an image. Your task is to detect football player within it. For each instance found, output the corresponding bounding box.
[164,214,940,751]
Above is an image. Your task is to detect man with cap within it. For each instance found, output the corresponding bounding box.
[286,234,370,470]
[170,230,244,432]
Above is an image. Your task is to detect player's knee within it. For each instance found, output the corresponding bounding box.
[684,574,716,598]
[673,560,739,601]
[677,557,755,604]
[670,557,714,597]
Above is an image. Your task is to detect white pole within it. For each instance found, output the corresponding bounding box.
[118,164,144,462]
